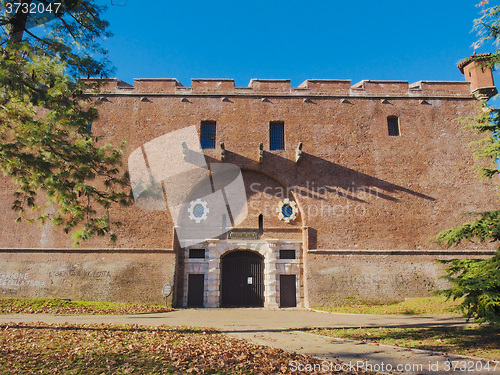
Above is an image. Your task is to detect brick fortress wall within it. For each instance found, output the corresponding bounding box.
[0,60,497,304]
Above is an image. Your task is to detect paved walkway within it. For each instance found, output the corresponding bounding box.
[0,309,498,375]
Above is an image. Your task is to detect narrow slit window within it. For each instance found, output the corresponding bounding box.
[269,121,285,150]
[258,214,263,236]
[200,121,216,149]
[222,214,227,232]
[387,116,400,136]
[189,249,206,259]
[279,250,296,259]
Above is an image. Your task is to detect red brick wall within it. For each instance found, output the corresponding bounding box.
[0,79,496,251]
[0,77,497,305]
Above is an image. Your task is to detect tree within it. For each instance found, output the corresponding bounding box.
[436,2,500,324]
[0,0,130,245]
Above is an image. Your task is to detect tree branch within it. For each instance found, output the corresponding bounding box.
[54,13,79,44]
[70,3,100,34]
[22,27,46,44]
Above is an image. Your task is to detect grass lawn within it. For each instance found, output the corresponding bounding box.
[308,326,500,361]
[0,323,368,375]
[313,296,460,315]
[0,298,173,315]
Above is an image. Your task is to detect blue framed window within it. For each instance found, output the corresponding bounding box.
[270,121,285,150]
[387,116,400,136]
[200,121,216,149]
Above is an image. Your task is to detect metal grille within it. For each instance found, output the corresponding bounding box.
[280,274,297,308]
[187,274,204,307]
[189,249,206,259]
[282,204,293,218]
[193,204,205,218]
[221,251,264,307]
[269,121,285,150]
[387,116,400,136]
[279,250,296,259]
[200,121,216,149]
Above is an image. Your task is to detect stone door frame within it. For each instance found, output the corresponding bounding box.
[182,238,303,308]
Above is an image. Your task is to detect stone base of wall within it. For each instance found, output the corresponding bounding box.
[0,249,175,305]
[306,250,495,307]
[1,249,495,308]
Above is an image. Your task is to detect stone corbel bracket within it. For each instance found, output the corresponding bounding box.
[220,141,226,161]
[295,142,303,162]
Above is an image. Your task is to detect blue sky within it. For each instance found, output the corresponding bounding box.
[99,0,495,88]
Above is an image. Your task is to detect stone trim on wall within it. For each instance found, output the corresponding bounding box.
[0,248,175,254]
[307,249,495,255]
[91,92,476,101]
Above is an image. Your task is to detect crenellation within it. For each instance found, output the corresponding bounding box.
[352,80,409,95]
[298,79,351,94]
[249,79,291,92]
[82,78,132,93]
[134,78,182,93]
[412,81,471,96]
[192,79,235,93]
[175,86,193,94]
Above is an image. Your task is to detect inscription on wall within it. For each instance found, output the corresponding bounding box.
[0,272,45,287]
[0,253,175,304]
[49,269,111,278]
[228,230,258,240]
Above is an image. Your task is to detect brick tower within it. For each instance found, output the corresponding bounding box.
[458,52,498,100]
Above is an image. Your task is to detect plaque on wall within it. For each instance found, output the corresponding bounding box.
[162,283,172,297]
[228,230,258,240]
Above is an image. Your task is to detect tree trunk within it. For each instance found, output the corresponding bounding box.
[8,0,33,44]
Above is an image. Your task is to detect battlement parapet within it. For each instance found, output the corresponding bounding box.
[83,77,483,98]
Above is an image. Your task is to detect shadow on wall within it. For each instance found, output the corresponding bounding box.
[308,227,318,249]
[205,150,436,204]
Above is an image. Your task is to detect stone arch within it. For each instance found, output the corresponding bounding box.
[239,168,304,230]
[174,166,305,235]
[174,162,247,246]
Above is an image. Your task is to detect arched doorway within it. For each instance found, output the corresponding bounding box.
[221,250,264,307]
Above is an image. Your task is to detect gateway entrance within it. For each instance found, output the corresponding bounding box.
[221,250,264,307]
[180,238,303,308]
